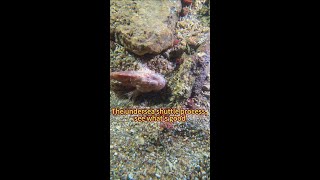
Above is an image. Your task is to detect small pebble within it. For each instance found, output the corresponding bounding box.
[155,173,161,178]
[203,91,210,98]
[197,52,206,57]
[187,37,198,46]
[147,160,153,164]
[195,165,200,171]
[127,173,134,180]
[146,146,154,152]
[202,84,210,91]
[166,159,174,170]
[136,136,145,145]
[164,166,169,173]
[205,66,210,76]
[147,165,156,175]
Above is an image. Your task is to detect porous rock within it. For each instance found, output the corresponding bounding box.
[111,0,182,55]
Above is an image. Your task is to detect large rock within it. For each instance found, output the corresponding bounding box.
[111,0,182,56]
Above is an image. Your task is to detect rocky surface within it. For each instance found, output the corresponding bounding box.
[191,34,210,98]
[110,0,211,179]
[111,0,182,55]
[109,99,210,180]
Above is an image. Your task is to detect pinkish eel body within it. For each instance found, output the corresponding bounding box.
[110,70,166,93]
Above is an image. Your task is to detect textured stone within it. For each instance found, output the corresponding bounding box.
[202,84,210,91]
[191,33,210,97]
[111,0,182,55]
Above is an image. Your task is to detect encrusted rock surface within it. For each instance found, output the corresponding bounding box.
[191,33,210,98]
[111,0,182,55]
[110,0,211,179]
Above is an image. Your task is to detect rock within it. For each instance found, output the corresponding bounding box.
[166,159,174,171]
[167,53,196,104]
[136,136,145,145]
[203,92,210,98]
[187,36,199,48]
[205,65,210,77]
[119,175,126,180]
[147,165,156,175]
[176,149,182,157]
[127,173,134,180]
[164,166,169,173]
[147,160,153,164]
[110,41,116,51]
[146,146,155,152]
[195,165,201,172]
[202,84,210,91]
[155,173,161,178]
[190,34,210,97]
[111,0,182,55]
[180,159,188,166]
